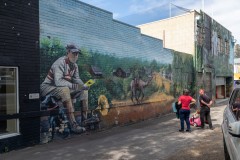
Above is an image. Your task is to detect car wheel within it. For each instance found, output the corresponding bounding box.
[223,135,231,160]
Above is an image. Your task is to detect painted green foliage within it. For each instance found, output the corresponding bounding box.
[40,38,195,108]
[171,51,194,97]
[40,38,177,109]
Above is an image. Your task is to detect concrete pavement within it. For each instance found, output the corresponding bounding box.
[1,103,227,160]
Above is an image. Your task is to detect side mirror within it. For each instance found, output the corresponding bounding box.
[229,121,240,137]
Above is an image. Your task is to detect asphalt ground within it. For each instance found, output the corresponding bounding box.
[1,102,227,160]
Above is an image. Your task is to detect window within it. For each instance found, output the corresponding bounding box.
[221,39,224,54]
[217,36,227,55]
[0,67,19,137]
[230,89,240,121]
[196,26,204,45]
[225,40,229,55]
[217,37,221,54]
[204,27,211,50]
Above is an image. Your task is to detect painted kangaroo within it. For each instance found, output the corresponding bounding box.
[130,75,153,104]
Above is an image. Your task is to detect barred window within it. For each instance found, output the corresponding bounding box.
[225,40,229,55]
[217,37,221,54]
[218,36,224,54]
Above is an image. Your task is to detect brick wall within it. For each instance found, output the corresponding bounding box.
[0,0,40,151]
[39,0,194,128]
[39,0,172,62]
[39,0,179,130]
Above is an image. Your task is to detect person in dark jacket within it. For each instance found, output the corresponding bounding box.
[199,89,213,130]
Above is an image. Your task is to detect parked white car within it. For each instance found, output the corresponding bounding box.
[222,86,240,160]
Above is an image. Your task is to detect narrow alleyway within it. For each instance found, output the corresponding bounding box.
[1,103,226,160]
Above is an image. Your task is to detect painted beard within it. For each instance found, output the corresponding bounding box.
[69,57,78,63]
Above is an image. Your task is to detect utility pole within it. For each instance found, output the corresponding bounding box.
[202,0,204,12]
[169,3,171,18]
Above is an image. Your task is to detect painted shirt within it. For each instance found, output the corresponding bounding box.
[42,56,84,89]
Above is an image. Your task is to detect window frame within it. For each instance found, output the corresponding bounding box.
[217,36,221,54]
[225,40,229,55]
[229,88,240,121]
[0,66,20,139]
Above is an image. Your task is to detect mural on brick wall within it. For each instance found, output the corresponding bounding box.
[39,37,193,143]
[39,0,194,143]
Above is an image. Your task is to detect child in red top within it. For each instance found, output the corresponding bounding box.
[178,89,196,132]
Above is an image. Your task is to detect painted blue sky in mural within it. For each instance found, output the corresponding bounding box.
[80,0,240,44]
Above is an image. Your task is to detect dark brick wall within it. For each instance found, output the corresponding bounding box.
[0,0,40,151]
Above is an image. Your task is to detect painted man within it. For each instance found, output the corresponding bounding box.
[40,44,88,133]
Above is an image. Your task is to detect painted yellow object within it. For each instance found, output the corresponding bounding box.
[85,79,95,87]
[96,95,110,116]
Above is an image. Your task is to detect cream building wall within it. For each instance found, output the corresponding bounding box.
[138,11,196,55]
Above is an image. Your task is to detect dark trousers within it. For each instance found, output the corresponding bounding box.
[179,109,190,130]
[200,106,213,128]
